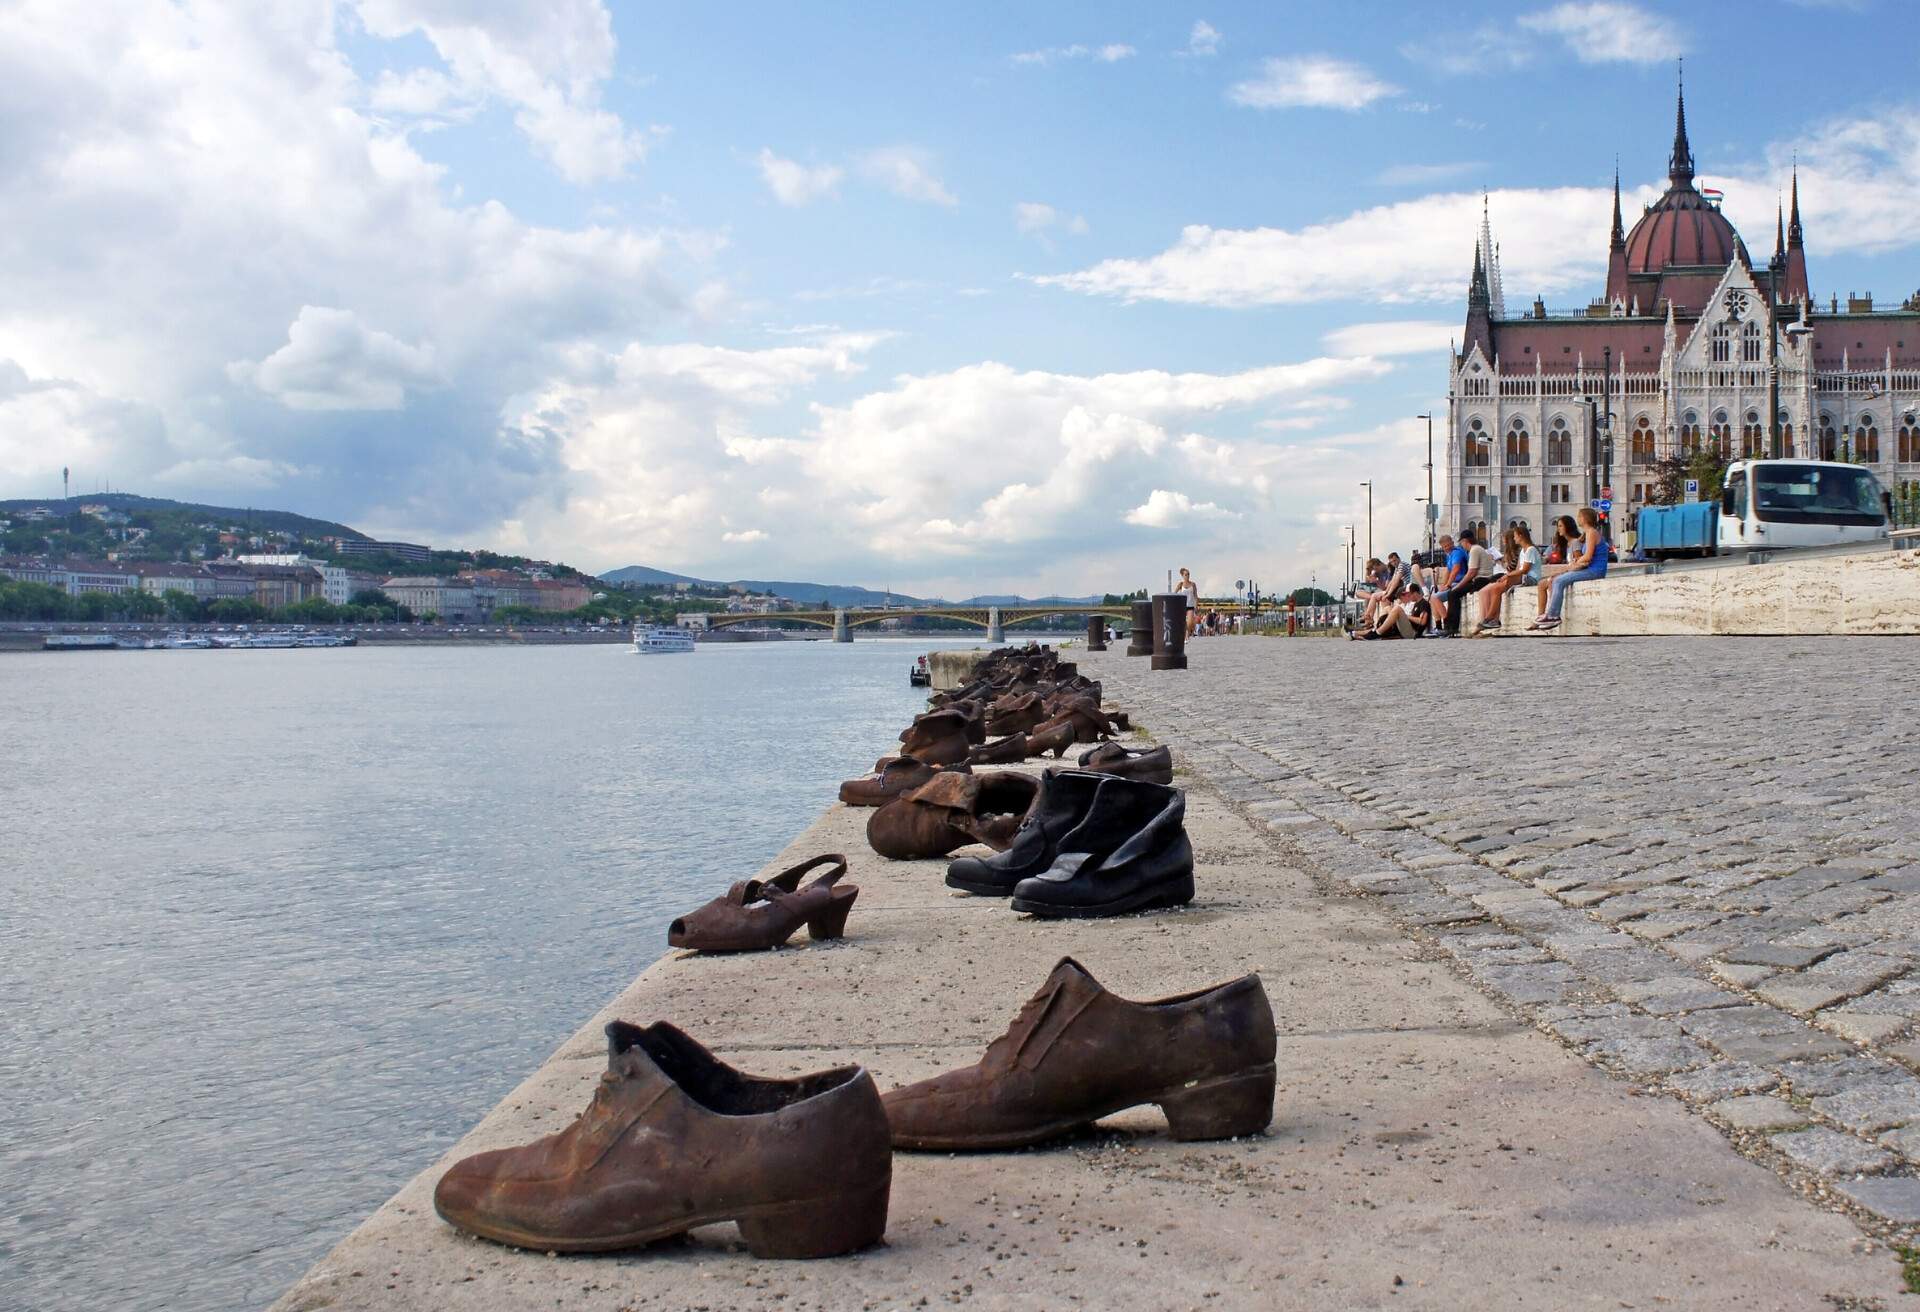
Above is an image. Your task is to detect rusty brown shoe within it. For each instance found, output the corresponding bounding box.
[668,855,856,952]
[883,958,1274,1150]
[434,1021,891,1257]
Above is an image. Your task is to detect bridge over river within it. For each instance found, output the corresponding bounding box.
[706,601,1249,642]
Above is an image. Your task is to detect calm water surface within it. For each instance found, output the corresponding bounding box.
[0,638,982,1312]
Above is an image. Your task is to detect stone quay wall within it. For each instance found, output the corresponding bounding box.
[1560,545,1920,636]
[271,638,1913,1308]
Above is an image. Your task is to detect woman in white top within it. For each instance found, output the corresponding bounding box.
[1475,524,1540,633]
[1176,567,1201,635]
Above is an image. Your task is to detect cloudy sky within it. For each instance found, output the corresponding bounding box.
[6,1,1920,596]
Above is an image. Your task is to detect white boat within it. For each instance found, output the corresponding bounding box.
[632,625,696,654]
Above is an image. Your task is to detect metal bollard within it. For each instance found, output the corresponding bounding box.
[1085,616,1106,650]
[1150,593,1188,670]
[1126,600,1154,656]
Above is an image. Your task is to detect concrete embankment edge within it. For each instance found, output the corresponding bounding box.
[1562,544,1920,636]
[272,718,1902,1310]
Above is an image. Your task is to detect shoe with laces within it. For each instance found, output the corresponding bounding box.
[882,958,1274,1150]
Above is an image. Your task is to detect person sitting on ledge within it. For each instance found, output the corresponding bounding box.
[1530,507,1608,631]
[1352,582,1431,640]
[1475,523,1540,634]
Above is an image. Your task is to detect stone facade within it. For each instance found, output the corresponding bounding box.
[1445,87,1920,544]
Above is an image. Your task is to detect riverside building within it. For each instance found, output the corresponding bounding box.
[1443,86,1920,541]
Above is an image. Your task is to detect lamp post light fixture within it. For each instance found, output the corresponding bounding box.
[1415,412,1435,555]
[1359,480,1373,561]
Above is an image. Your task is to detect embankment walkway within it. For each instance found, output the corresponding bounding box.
[274,638,1910,1310]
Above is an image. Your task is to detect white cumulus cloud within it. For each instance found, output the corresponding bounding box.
[859,147,957,206]
[755,149,844,206]
[231,306,439,411]
[1124,489,1235,527]
[1517,3,1685,65]
[1228,55,1397,111]
[1185,21,1221,57]
[721,529,768,544]
[1321,320,1458,358]
[1014,202,1089,237]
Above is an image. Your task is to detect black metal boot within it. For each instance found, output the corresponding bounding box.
[945,769,1106,896]
[1011,777,1193,918]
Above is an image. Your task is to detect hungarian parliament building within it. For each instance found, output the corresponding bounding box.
[1443,87,1920,538]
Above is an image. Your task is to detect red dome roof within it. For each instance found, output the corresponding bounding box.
[1623,185,1739,274]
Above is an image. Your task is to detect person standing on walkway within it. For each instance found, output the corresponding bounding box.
[1530,507,1608,630]
[1175,567,1200,636]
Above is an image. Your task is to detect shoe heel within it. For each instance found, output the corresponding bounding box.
[807,888,858,941]
[1157,1066,1275,1141]
[736,1180,889,1259]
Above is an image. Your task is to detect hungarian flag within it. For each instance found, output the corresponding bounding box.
[1701,187,1725,205]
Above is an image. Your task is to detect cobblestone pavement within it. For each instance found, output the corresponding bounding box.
[1089,635,1920,1235]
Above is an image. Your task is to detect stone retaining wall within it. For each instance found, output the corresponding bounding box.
[1560,546,1920,636]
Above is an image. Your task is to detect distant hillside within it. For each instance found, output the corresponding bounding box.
[0,493,368,542]
[603,565,1111,608]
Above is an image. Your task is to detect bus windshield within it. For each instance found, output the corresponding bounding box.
[1751,464,1886,525]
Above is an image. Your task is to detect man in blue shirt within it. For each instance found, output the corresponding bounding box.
[1434,530,1475,637]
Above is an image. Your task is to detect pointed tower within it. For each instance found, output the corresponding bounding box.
[1669,65,1694,186]
[1464,243,1493,362]
[1477,193,1506,320]
[1605,167,1629,305]
[1782,165,1810,304]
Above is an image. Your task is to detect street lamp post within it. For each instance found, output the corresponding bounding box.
[1359,480,1373,561]
[1415,412,1435,555]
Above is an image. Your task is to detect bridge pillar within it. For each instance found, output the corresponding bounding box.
[833,608,851,642]
[986,607,1003,643]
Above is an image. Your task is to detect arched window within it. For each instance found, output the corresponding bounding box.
[1741,321,1762,363]
[1819,413,1838,461]
[1505,417,1531,467]
[1856,413,1881,462]
[1546,415,1571,465]
[1709,408,1731,457]
[1741,408,1763,458]
[1465,416,1491,467]
[1679,409,1702,456]
[1710,322,1731,363]
[1630,416,1656,465]
[1900,414,1919,463]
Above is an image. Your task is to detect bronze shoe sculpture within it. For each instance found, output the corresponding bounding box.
[946,769,1105,896]
[839,757,968,807]
[967,733,1029,765]
[1025,719,1075,758]
[866,770,1040,860]
[435,1021,891,1256]
[883,958,1274,1150]
[898,708,971,765]
[1011,776,1193,918]
[1076,743,1173,786]
[985,691,1048,737]
[669,855,856,951]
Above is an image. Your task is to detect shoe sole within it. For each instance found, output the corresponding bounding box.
[944,871,1020,896]
[890,1064,1276,1151]
[437,1179,890,1258]
[1009,873,1195,919]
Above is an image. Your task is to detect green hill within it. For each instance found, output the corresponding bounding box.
[0,493,369,541]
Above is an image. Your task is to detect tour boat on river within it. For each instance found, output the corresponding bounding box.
[632,625,696,654]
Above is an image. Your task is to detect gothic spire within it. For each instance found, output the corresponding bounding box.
[1610,166,1625,249]
[1668,61,1694,186]
[1775,200,1785,260]
[1788,164,1804,248]
[1469,241,1489,306]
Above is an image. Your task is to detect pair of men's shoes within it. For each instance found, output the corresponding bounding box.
[946,769,1193,917]
[433,958,1274,1257]
[866,769,1040,859]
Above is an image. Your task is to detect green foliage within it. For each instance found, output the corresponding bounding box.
[1286,587,1336,606]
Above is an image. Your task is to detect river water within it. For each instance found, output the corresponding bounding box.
[0,637,987,1312]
